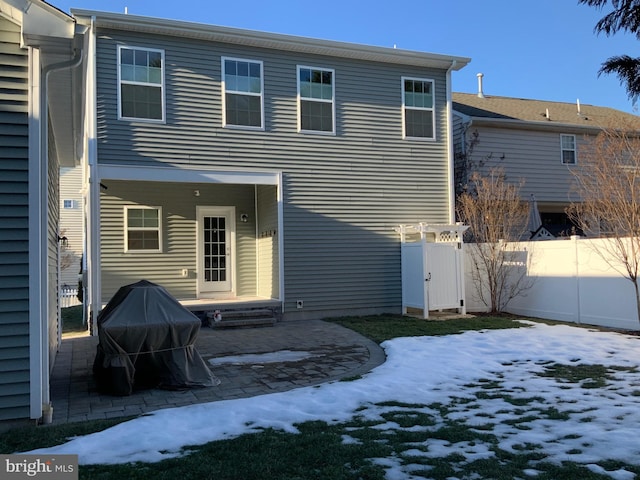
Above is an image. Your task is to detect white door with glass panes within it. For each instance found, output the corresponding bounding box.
[197,206,235,296]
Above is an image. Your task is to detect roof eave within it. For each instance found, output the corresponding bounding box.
[1,0,75,44]
[460,115,604,134]
[72,9,471,70]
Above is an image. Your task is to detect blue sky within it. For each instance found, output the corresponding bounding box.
[53,0,639,114]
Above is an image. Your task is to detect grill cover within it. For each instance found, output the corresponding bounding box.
[93,280,219,395]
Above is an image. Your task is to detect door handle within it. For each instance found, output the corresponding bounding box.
[425,273,431,282]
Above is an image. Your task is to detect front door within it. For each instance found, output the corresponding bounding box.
[197,206,235,296]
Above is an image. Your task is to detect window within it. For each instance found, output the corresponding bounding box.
[298,66,335,133]
[125,206,162,252]
[222,57,263,129]
[118,46,165,121]
[402,77,435,139]
[62,199,75,209]
[561,134,577,164]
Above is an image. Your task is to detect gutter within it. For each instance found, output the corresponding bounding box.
[29,42,84,422]
[72,9,471,71]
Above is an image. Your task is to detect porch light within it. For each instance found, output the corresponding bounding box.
[240,214,248,223]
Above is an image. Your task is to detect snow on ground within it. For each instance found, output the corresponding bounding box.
[207,350,317,365]
[30,322,640,477]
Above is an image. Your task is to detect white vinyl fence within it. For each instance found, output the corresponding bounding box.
[60,284,82,308]
[464,236,640,330]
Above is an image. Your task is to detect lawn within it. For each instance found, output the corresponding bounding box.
[3,313,640,480]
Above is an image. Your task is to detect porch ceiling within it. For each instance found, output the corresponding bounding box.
[98,164,280,185]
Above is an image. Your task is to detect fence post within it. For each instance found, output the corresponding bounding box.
[571,235,581,324]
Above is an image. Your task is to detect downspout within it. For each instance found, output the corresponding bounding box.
[445,60,457,224]
[87,16,100,336]
[33,44,84,422]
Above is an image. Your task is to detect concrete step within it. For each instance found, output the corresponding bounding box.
[205,308,276,329]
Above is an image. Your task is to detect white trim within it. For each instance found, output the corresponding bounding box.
[117,45,166,123]
[445,61,456,224]
[277,172,285,312]
[221,56,264,130]
[88,16,102,335]
[254,184,259,295]
[98,164,280,185]
[196,206,236,297]
[28,46,44,420]
[402,76,436,141]
[297,65,336,135]
[123,205,163,253]
[73,10,471,71]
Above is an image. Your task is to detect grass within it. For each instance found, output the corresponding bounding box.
[61,305,88,335]
[329,313,529,343]
[3,313,639,479]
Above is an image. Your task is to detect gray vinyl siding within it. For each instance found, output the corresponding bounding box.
[452,113,467,195]
[47,139,60,372]
[256,185,279,299]
[0,18,30,420]
[95,29,452,315]
[100,181,257,302]
[59,166,83,286]
[468,126,587,203]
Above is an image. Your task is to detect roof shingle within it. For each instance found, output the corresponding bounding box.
[452,92,640,130]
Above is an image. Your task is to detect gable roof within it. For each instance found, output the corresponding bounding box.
[452,92,640,132]
[71,9,470,71]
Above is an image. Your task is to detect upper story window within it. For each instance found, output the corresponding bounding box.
[118,46,165,122]
[402,77,435,140]
[124,206,162,253]
[62,199,75,209]
[298,66,335,134]
[222,57,264,129]
[561,134,577,164]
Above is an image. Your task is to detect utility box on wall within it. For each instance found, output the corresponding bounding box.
[396,224,468,319]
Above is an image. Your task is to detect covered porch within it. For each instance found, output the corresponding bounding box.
[85,165,283,331]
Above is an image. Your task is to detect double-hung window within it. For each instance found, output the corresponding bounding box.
[118,46,164,121]
[222,57,264,129]
[561,134,577,164]
[125,206,162,252]
[402,77,435,139]
[298,66,335,134]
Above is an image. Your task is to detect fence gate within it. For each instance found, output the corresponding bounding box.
[396,224,468,319]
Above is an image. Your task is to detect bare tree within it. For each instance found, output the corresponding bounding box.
[457,168,532,313]
[567,121,640,322]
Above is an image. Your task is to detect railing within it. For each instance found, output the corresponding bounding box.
[60,284,82,309]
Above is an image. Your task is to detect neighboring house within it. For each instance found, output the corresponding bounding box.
[0,0,86,423]
[59,165,83,288]
[452,76,640,236]
[70,10,470,326]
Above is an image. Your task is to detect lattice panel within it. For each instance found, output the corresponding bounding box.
[435,230,462,243]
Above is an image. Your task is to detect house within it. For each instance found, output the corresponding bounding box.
[452,74,640,237]
[0,0,86,423]
[59,165,83,289]
[69,9,470,328]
